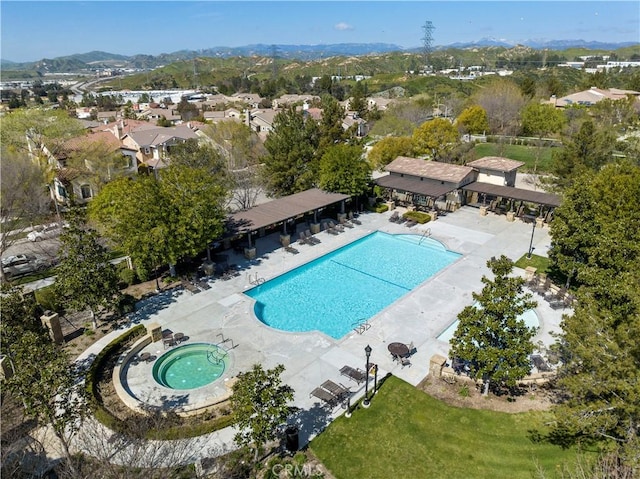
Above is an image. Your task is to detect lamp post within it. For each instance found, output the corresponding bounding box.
[526,220,536,259]
[363,344,372,407]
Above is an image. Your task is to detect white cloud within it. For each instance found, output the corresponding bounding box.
[334,22,354,31]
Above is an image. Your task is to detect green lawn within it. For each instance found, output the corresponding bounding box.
[311,376,583,479]
[473,143,556,173]
[514,253,551,275]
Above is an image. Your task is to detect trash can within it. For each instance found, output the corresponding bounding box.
[285,425,299,452]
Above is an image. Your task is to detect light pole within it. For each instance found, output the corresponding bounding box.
[363,345,372,407]
[526,220,536,259]
[373,364,378,395]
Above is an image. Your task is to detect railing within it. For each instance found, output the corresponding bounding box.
[247,272,265,285]
[418,228,432,245]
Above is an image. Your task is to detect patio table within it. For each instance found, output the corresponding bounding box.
[388,342,409,358]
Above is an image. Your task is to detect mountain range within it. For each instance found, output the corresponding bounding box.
[1,39,637,73]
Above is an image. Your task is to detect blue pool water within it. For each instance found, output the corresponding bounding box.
[246,231,461,339]
[437,308,540,344]
[153,343,227,390]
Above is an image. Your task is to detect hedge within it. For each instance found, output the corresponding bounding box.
[403,210,431,224]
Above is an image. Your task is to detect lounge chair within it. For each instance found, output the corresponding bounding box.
[298,232,310,245]
[304,230,321,244]
[533,277,551,296]
[340,365,366,384]
[405,220,417,228]
[329,221,344,232]
[348,212,362,225]
[321,380,351,400]
[196,279,211,290]
[531,354,552,372]
[181,278,201,294]
[285,245,300,255]
[389,211,400,222]
[324,222,339,235]
[310,387,338,406]
[339,217,354,228]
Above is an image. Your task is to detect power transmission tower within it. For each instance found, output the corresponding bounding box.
[421,21,435,72]
[271,44,279,79]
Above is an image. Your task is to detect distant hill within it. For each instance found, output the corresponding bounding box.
[1,40,638,75]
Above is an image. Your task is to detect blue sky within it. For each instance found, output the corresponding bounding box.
[1,1,638,62]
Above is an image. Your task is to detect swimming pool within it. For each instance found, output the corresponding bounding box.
[246,231,461,339]
[152,343,228,390]
[437,308,540,344]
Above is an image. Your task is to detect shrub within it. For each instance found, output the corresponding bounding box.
[34,285,64,314]
[116,294,137,315]
[403,210,431,224]
[372,203,389,213]
[118,266,137,287]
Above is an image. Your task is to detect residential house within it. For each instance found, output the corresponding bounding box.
[139,107,182,124]
[121,124,200,166]
[550,87,640,108]
[203,108,242,123]
[247,109,278,138]
[52,130,138,204]
[273,94,319,108]
[342,113,368,137]
[465,157,524,187]
[231,93,263,109]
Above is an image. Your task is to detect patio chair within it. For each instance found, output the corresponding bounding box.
[389,211,400,222]
[310,387,338,406]
[305,230,321,244]
[400,356,412,368]
[298,232,310,245]
[321,380,351,400]
[406,342,415,356]
[340,365,366,384]
[405,219,417,228]
[285,245,300,255]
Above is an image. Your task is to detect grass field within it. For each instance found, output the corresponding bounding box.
[311,376,585,479]
[515,253,551,275]
[473,143,556,173]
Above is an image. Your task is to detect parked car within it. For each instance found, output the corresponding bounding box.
[27,223,63,242]
[1,254,49,280]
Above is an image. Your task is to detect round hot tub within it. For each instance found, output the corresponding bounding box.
[152,343,228,390]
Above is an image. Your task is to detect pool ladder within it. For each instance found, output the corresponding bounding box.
[418,228,432,245]
[352,318,371,335]
[248,272,265,285]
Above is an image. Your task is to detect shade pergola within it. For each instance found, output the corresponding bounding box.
[227,188,351,246]
[374,175,456,198]
[461,182,561,207]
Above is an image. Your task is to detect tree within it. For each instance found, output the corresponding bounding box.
[319,144,370,197]
[64,138,133,194]
[53,208,121,329]
[449,256,537,395]
[317,95,346,155]
[474,79,526,135]
[89,163,228,278]
[548,162,640,465]
[348,81,368,119]
[520,102,565,176]
[548,120,615,190]
[4,331,87,477]
[231,364,294,461]
[262,107,320,196]
[368,113,415,137]
[0,108,84,158]
[0,149,50,282]
[204,121,266,171]
[456,105,489,135]
[367,136,414,171]
[412,118,459,161]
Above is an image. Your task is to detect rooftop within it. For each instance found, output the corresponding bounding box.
[385,156,475,184]
[466,156,525,172]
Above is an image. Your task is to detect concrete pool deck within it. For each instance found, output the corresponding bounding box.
[75,205,567,461]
